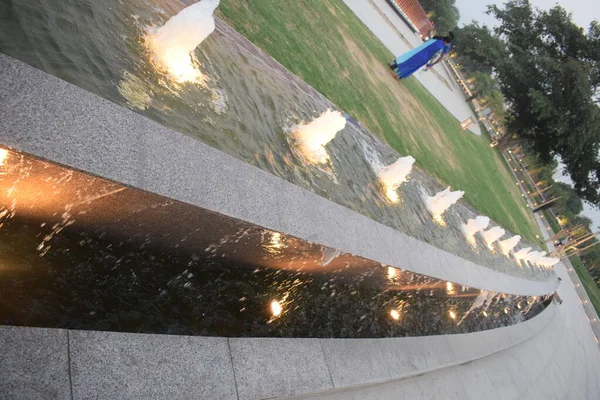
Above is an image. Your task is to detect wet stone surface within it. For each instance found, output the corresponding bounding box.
[0,0,550,281]
[0,150,550,338]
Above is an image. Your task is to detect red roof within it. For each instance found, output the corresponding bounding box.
[392,0,434,37]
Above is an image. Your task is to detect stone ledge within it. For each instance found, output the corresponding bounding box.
[0,303,557,399]
[0,54,558,296]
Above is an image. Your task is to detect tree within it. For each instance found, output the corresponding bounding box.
[457,1,600,204]
[452,24,504,74]
[420,0,460,33]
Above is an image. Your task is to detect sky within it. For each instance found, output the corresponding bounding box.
[453,1,600,228]
[553,165,600,231]
[454,0,599,29]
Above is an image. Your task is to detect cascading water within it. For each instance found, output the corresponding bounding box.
[461,216,490,243]
[498,235,521,255]
[292,110,346,164]
[424,186,464,224]
[378,156,415,203]
[481,226,505,250]
[150,0,220,83]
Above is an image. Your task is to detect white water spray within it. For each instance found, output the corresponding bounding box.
[424,186,464,224]
[378,156,415,203]
[538,257,560,267]
[498,235,521,255]
[461,216,490,243]
[513,247,532,261]
[293,110,346,164]
[321,247,342,267]
[526,251,547,264]
[150,0,220,83]
[481,226,505,249]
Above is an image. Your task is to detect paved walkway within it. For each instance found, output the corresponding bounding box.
[342,0,481,136]
[293,253,600,400]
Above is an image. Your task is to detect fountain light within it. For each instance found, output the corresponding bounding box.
[387,266,398,280]
[448,310,457,320]
[271,232,283,247]
[482,311,488,317]
[390,309,401,321]
[446,282,457,295]
[378,156,415,203]
[293,110,346,164]
[149,0,220,83]
[270,300,283,317]
[0,148,8,166]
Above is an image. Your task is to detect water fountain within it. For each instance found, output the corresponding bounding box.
[424,186,465,224]
[292,110,346,164]
[513,247,532,264]
[524,251,546,265]
[150,0,220,83]
[321,247,342,267]
[461,216,490,244]
[498,235,521,255]
[538,257,560,268]
[481,226,506,250]
[378,156,415,203]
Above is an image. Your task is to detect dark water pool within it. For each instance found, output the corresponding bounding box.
[0,149,549,337]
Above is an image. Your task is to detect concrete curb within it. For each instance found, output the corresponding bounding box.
[0,303,557,400]
[0,54,558,296]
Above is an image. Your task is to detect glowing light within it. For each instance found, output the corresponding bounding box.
[448,310,457,319]
[482,311,488,317]
[504,307,509,314]
[446,282,457,295]
[387,266,398,280]
[293,110,346,164]
[390,309,400,320]
[149,0,220,83]
[385,187,399,203]
[269,232,284,249]
[378,156,415,204]
[270,300,282,317]
[517,303,522,309]
[0,148,8,166]
[432,213,447,226]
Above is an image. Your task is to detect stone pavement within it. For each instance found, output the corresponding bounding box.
[342,0,481,136]
[287,259,600,399]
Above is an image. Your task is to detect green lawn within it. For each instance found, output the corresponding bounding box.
[218,0,541,243]
[570,257,600,317]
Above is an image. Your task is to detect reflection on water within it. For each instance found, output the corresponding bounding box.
[0,149,550,337]
[0,0,552,281]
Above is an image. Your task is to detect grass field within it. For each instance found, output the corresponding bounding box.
[570,257,600,317]
[218,0,541,243]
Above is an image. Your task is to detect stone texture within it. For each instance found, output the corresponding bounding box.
[69,330,236,400]
[229,337,332,400]
[0,326,70,400]
[320,339,391,387]
[0,54,559,297]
